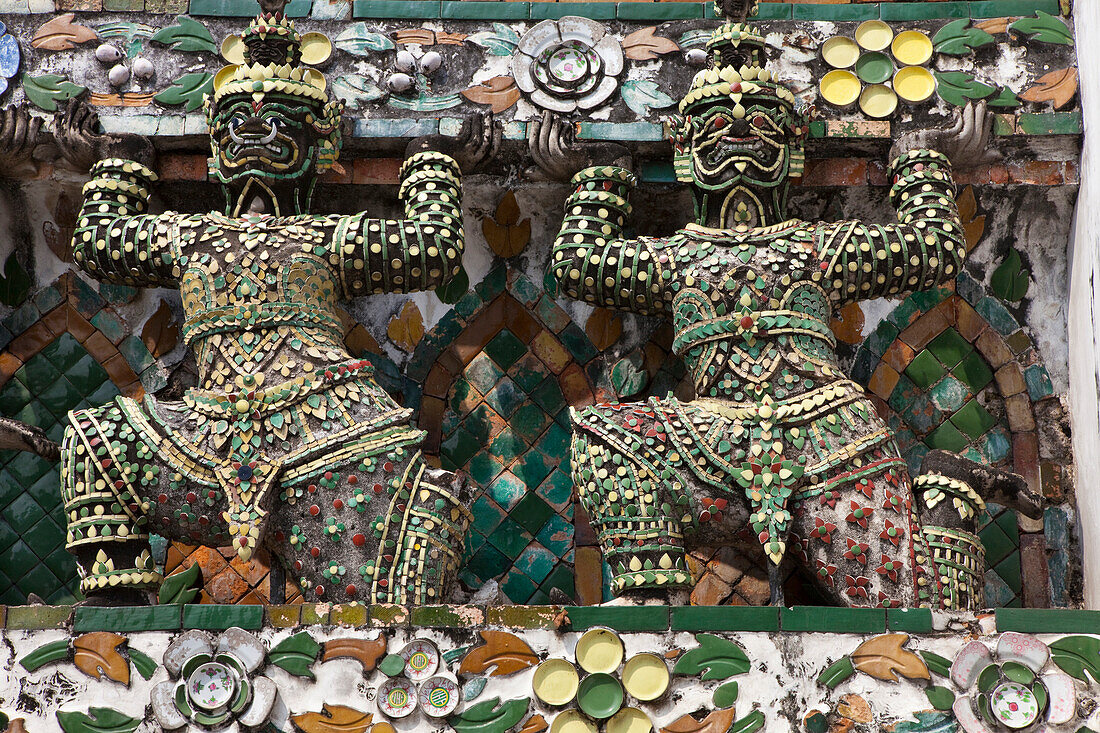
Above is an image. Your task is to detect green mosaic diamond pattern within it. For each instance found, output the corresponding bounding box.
[445,328,576,604]
[0,334,117,604]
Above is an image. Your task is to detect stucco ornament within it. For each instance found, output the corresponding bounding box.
[950,633,1076,732]
[151,628,279,732]
[511,16,623,112]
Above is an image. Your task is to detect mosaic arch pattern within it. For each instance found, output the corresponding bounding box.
[850,271,1059,608]
[408,266,604,605]
[0,274,158,604]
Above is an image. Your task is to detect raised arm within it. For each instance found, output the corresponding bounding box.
[816,148,964,306]
[335,151,464,296]
[72,158,179,287]
[551,165,676,316]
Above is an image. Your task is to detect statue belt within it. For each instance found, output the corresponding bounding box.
[691,380,863,424]
[182,302,343,343]
[672,309,835,354]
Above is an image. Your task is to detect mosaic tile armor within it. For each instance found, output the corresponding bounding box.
[58,9,472,605]
[553,10,991,609]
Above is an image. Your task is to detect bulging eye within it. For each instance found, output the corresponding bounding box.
[711,116,727,130]
[752,115,766,129]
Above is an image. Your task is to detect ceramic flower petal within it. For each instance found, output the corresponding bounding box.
[216,627,266,673]
[512,54,537,93]
[0,34,20,80]
[238,676,279,728]
[208,721,241,733]
[578,75,619,110]
[164,630,214,677]
[516,19,563,57]
[557,15,605,45]
[530,88,577,113]
[593,36,624,76]
[1042,671,1077,725]
[996,632,1048,672]
[950,641,992,689]
[151,680,188,730]
[951,697,994,733]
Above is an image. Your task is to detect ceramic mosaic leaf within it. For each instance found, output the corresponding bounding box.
[729,711,765,733]
[322,636,388,671]
[157,561,201,604]
[817,656,855,689]
[918,651,952,678]
[932,19,994,56]
[585,308,623,351]
[394,28,466,46]
[462,76,521,114]
[268,631,322,679]
[290,704,372,733]
[956,185,985,253]
[611,351,649,398]
[459,630,538,677]
[621,80,676,116]
[1020,67,1079,109]
[0,252,31,306]
[622,27,679,60]
[660,708,737,733]
[465,677,489,702]
[32,13,98,50]
[482,191,531,258]
[22,74,86,112]
[974,18,1010,34]
[987,86,1021,108]
[19,639,70,672]
[387,90,463,112]
[153,72,213,113]
[924,686,955,711]
[127,648,157,680]
[450,697,529,733]
[332,76,385,108]
[334,23,395,55]
[893,712,957,733]
[712,681,738,707]
[850,634,930,682]
[1048,635,1100,683]
[150,16,216,54]
[991,249,1030,302]
[73,633,129,685]
[387,300,425,352]
[466,24,520,57]
[1009,11,1074,46]
[673,633,750,681]
[934,72,997,108]
[830,302,864,345]
[56,708,140,733]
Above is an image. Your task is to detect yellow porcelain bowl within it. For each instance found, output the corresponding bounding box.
[892,30,933,66]
[576,628,625,674]
[822,36,860,69]
[820,69,861,107]
[855,20,893,51]
[860,84,899,118]
[893,66,937,102]
[607,708,653,733]
[621,654,670,701]
[533,659,580,706]
[552,711,598,733]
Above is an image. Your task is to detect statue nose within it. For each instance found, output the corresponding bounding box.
[238,116,273,135]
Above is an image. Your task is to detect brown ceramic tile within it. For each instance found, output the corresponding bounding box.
[437,348,464,376]
[418,396,446,447]
[1018,533,1051,609]
[505,300,541,343]
[1012,431,1040,492]
[994,363,1026,397]
[882,340,915,374]
[119,380,145,399]
[423,364,453,399]
[956,301,987,342]
[82,331,117,362]
[8,323,54,362]
[1004,393,1036,432]
[66,307,97,343]
[900,309,949,350]
[976,329,1014,369]
[868,364,900,400]
[208,565,251,603]
[690,572,733,605]
[574,546,604,606]
[530,331,571,374]
[1040,461,1063,501]
[0,351,22,387]
[706,546,745,585]
[560,364,594,407]
[229,552,272,587]
[573,505,597,547]
[41,306,68,337]
[452,299,506,364]
[101,354,140,388]
[1005,330,1033,356]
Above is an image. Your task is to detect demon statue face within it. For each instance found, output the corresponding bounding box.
[206,13,343,216]
[670,25,811,229]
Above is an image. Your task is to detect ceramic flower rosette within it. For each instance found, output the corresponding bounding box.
[151,628,280,732]
[532,628,671,733]
[511,17,624,113]
[950,633,1076,732]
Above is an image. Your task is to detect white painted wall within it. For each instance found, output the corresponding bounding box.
[1069,3,1099,608]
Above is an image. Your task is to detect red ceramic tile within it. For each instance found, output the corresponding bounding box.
[1004,393,1036,432]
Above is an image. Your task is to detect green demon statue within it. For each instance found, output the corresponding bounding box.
[55,5,497,605]
[537,3,1040,608]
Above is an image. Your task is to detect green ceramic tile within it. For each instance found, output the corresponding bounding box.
[511,403,550,441]
[566,605,670,631]
[466,543,509,581]
[468,452,506,487]
[182,604,262,630]
[191,0,309,13]
[510,355,552,392]
[1016,112,1083,136]
[489,470,527,510]
[640,161,677,184]
[954,351,994,392]
[441,0,528,18]
[299,604,329,625]
[511,493,555,535]
[995,608,1100,633]
[8,604,73,629]
[928,328,973,369]
[485,330,528,371]
[463,404,503,444]
[980,521,1017,566]
[993,551,1022,593]
[470,494,506,535]
[512,450,553,488]
[485,605,559,628]
[880,1,970,20]
[577,122,665,142]
[792,3,877,21]
[330,604,369,626]
[513,543,557,584]
[671,606,780,632]
[886,607,933,633]
[530,377,567,414]
[465,353,506,395]
[411,605,483,626]
[928,376,970,414]
[617,1,703,19]
[531,2,615,19]
[489,427,526,464]
[352,0,440,17]
[74,605,181,632]
[267,605,301,627]
[500,567,538,601]
[950,400,997,440]
[441,427,480,470]
[487,518,533,559]
[781,606,886,633]
[969,0,1059,19]
[484,379,526,419]
[369,604,409,627]
[925,421,969,452]
[905,350,946,390]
